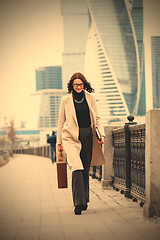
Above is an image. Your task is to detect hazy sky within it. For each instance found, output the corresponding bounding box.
[0,0,63,127]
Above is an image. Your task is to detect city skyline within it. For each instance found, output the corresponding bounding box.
[26,66,65,129]
[62,0,145,126]
[1,0,160,128]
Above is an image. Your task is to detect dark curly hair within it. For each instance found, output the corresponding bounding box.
[67,72,94,93]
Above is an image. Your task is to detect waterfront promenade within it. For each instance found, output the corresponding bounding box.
[0,154,160,240]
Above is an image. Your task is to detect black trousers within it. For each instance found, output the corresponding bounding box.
[72,127,93,207]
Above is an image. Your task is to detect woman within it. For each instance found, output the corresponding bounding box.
[57,72,105,215]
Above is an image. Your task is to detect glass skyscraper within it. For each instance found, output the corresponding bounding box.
[61,0,146,125]
[36,66,62,91]
[27,89,66,129]
[151,36,160,108]
[38,90,66,128]
[27,66,66,129]
[61,0,89,89]
[127,0,146,116]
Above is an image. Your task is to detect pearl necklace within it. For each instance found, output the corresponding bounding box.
[73,95,84,104]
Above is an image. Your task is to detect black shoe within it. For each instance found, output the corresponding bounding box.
[74,206,82,215]
[81,204,88,211]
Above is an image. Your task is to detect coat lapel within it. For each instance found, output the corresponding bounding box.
[85,91,96,127]
[67,93,78,125]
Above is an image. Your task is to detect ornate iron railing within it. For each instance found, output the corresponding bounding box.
[112,122,145,204]
[112,127,126,193]
[130,124,145,203]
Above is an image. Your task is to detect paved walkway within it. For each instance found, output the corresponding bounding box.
[0,154,160,240]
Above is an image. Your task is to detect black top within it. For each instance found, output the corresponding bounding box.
[72,90,91,128]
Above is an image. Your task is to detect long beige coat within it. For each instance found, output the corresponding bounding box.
[57,90,105,172]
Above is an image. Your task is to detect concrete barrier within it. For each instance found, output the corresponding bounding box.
[102,126,118,189]
[143,109,160,218]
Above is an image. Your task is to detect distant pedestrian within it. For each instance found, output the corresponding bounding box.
[47,131,57,163]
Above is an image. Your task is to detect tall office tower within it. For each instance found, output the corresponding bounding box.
[143,0,160,111]
[61,0,89,90]
[125,0,146,115]
[36,66,62,91]
[151,36,160,108]
[27,89,66,129]
[61,0,145,125]
[27,65,65,129]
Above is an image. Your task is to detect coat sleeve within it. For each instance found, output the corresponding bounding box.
[57,97,66,144]
[92,95,105,137]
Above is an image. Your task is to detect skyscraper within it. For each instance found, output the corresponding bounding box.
[61,0,146,125]
[143,0,160,112]
[61,0,89,90]
[27,89,66,129]
[36,66,62,91]
[151,36,160,108]
[126,0,146,116]
[27,66,66,129]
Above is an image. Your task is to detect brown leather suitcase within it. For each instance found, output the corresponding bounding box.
[56,151,68,188]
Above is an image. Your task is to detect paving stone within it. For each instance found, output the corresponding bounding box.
[0,154,160,240]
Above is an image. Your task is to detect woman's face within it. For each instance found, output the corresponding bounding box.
[73,79,84,93]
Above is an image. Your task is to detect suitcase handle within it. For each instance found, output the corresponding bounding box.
[58,152,63,161]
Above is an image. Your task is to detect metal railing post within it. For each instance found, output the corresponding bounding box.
[124,115,137,198]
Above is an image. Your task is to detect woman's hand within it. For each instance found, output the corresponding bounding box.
[98,136,104,145]
[57,144,64,152]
